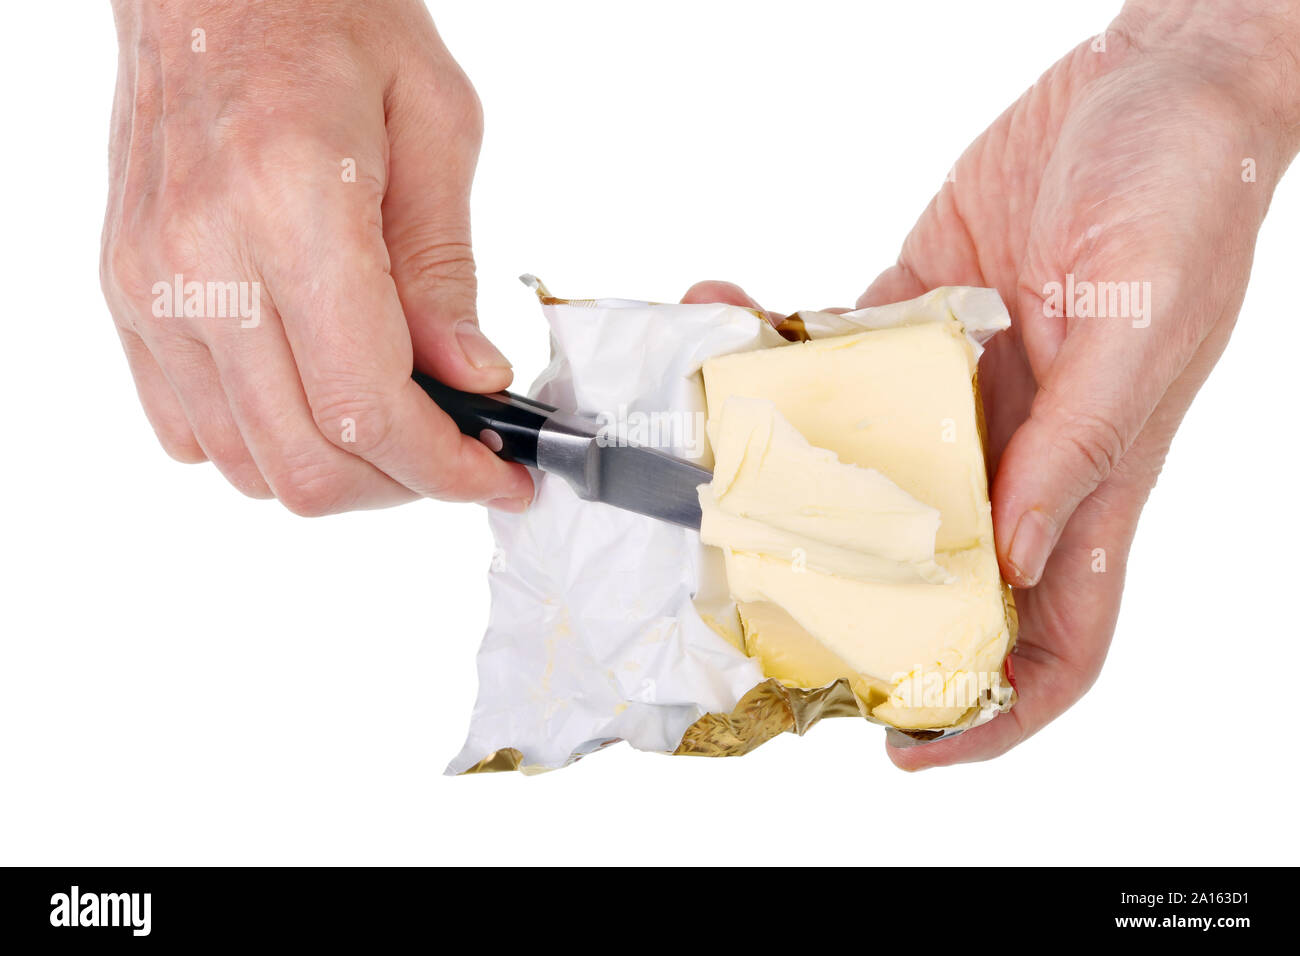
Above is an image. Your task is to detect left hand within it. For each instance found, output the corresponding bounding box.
[682,1,1300,769]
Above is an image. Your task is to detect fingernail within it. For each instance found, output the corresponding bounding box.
[1007,508,1055,587]
[456,321,512,370]
[485,496,531,513]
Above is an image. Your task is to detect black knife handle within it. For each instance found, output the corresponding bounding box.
[412,371,556,468]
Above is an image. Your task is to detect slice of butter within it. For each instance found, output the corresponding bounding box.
[699,396,949,584]
[702,320,988,552]
[699,320,1013,730]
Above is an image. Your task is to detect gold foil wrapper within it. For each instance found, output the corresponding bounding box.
[674,678,861,756]
[463,748,525,774]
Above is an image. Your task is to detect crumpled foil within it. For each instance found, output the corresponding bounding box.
[448,278,1017,774]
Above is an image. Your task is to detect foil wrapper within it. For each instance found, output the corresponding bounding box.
[449,278,1017,774]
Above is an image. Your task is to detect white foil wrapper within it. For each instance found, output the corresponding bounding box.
[446,279,1012,774]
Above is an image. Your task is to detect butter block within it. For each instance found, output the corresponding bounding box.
[734,598,889,709]
[699,321,1013,730]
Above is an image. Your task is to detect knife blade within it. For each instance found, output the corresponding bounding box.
[414,372,711,528]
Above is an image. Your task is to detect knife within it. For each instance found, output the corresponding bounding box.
[414,372,710,529]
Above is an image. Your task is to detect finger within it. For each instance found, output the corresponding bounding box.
[680,280,785,327]
[116,326,206,464]
[149,330,273,499]
[260,185,533,507]
[856,258,930,309]
[855,178,993,310]
[382,57,513,394]
[202,298,418,517]
[681,280,760,309]
[990,283,1191,587]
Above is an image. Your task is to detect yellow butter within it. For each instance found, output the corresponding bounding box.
[699,321,1013,730]
[698,396,948,584]
[702,321,988,552]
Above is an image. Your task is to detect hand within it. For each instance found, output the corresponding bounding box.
[686,0,1300,768]
[101,0,533,515]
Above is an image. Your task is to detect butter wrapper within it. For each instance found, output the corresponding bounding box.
[448,279,1015,774]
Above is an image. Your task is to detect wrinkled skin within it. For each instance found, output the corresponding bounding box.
[685,8,1299,769]
[103,0,533,515]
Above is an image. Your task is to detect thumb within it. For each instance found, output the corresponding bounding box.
[993,282,1178,588]
[382,61,513,393]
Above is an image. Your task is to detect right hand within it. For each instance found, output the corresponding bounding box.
[101,0,534,515]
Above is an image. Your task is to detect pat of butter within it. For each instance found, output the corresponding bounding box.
[702,320,987,552]
[698,396,950,585]
[699,321,1013,729]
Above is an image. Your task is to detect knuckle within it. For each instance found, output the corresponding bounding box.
[240,138,319,218]
[251,130,350,191]
[268,456,352,518]
[239,482,276,502]
[247,135,316,197]
[432,65,483,144]
[101,239,148,304]
[154,209,208,272]
[197,429,270,498]
[1053,410,1125,486]
[222,461,274,501]
[451,76,484,145]
[155,428,207,465]
[401,240,476,291]
[248,134,386,248]
[432,444,486,502]
[396,61,483,149]
[306,381,397,459]
[417,438,471,501]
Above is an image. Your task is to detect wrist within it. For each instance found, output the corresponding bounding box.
[1114,0,1300,164]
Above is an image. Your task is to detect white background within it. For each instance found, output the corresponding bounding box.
[1,0,1296,865]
